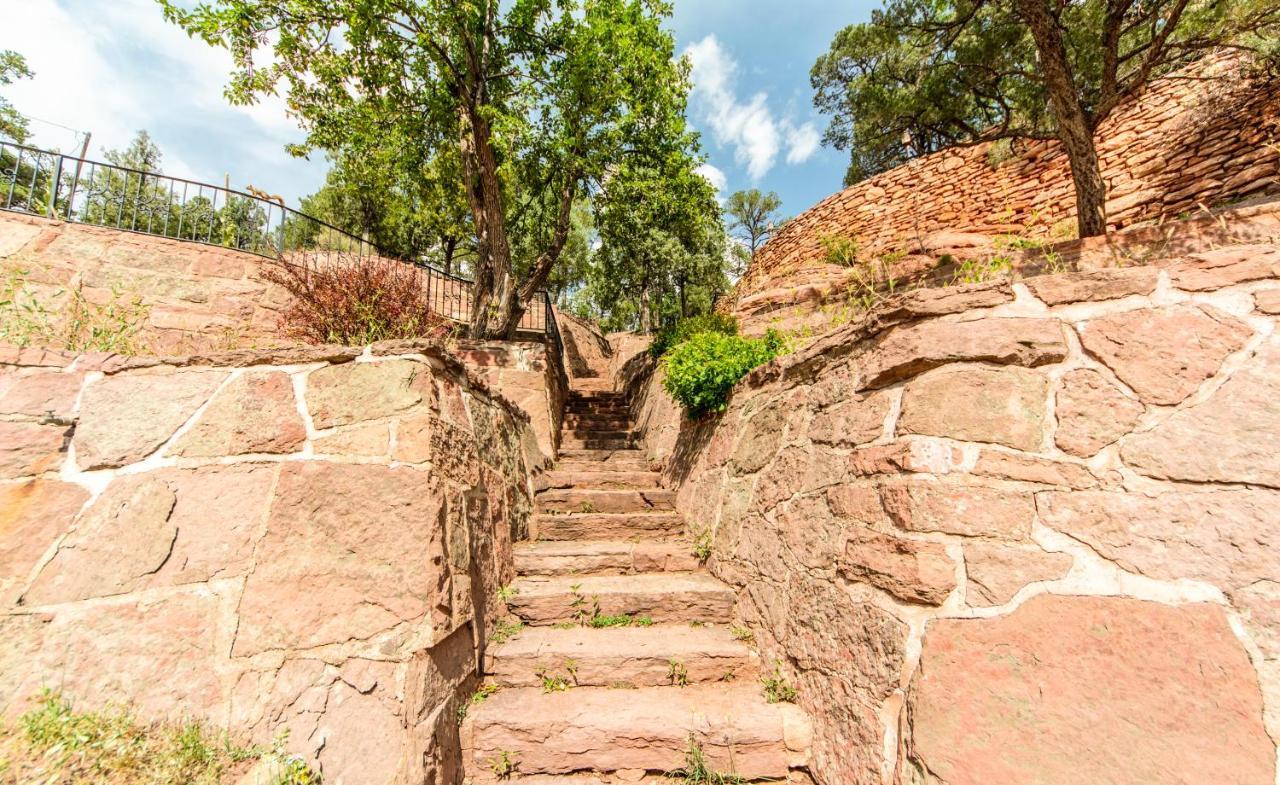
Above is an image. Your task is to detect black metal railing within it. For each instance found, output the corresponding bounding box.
[0,140,551,333]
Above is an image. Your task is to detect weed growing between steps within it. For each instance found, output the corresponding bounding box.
[667,659,690,687]
[490,619,524,644]
[761,665,798,704]
[0,690,319,784]
[536,660,578,693]
[586,613,654,628]
[666,737,745,785]
[691,525,713,562]
[730,626,754,643]
[488,750,517,779]
[456,684,501,723]
[496,584,519,603]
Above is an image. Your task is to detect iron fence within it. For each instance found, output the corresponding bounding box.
[0,140,550,333]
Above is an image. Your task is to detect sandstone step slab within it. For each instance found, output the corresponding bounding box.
[560,437,636,451]
[536,470,661,492]
[553,460,655,476]
[562,415,631,429]
[486,624,756,687]
[515,540,699,576]
[563,429,636,441]
[535,489,674,514]
[565,402,629,414]
[533,512,684,541]
[507,573,735,625]
[557,448,649,465]
[461,684,807,779]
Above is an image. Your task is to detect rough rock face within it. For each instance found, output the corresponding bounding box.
[171,371,305,456]
[1120,335,1280,487]
[0,347,539,785]
[897,365,1047,450]
[630,242,1280,785]
[901,596,1273,785]
[74,369,227,468]
[1054,368,1144,456]
[1078,304,1251,405]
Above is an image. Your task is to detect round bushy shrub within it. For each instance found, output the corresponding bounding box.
[661,329,787,416]
[649,313,738,357]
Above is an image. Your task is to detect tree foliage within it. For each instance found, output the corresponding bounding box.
[161,0,700,338]
[584,155,727,333]
[0,50,32,144]
[811,0,1280,236]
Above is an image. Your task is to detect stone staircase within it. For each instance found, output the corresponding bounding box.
[461,387,809,783]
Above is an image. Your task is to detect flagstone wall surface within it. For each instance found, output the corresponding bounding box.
[631,240,1280,785]
[0,339,541,785]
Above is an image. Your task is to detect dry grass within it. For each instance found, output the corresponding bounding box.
[0,691,319,785]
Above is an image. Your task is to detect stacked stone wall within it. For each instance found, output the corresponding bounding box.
[631,241,1280,785]
[0,340,541,784]
[734,54,1280,309]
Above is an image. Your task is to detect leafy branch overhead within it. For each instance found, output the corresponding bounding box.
[811,0,1280,237]
[160,0,707,338]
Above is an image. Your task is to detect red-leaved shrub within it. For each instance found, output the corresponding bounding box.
[262,252,456,346]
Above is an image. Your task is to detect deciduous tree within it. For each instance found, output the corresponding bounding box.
[725,188,782,258]
[812,0,1280,237]
[161,0,698,338]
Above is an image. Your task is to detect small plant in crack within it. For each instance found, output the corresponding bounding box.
[587,612,653,628]
[496,584,519,603]
[489,749,517,779]
[667,736,745,784]
[536,666,573,694]
[668,658,689,687]
[761,664,797,704]
[730,625,754,643]
[568,584,601,626]
[578,501,597,513]
[490,618,524,644]
[456,682,500,723]
[691,524,713,562]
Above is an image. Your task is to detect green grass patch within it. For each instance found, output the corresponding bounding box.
[1,690,319,784]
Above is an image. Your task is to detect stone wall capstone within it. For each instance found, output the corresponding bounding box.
[0,339,541,784]
[629,239,1280,785]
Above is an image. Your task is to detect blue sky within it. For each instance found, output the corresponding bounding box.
[0,0,875,220]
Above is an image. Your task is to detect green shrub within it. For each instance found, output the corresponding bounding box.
[661,330,787,416]
[649,313,737,357]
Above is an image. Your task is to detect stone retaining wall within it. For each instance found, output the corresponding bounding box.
[0,211,293,353]
[0,340,541,784]
[456,339,565,461]
[631,241,1280,785]
[733,54,1280,310]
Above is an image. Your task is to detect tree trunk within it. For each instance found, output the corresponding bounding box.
[458,105,520,338]
[638,284,652,333]
[1014,0,1108,238]
[442,235,457,277]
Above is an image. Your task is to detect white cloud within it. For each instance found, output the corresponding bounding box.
[696,162,727,196]
[783,120,820,165]
[683,35,819,180]
[0,0,320,199]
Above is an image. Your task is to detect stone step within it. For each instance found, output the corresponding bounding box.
[485,624,756,688]
[535,489,674,514]
[562,428,635,441]
[536,470,661,492]
[562,415,631,428]
[570,404,629,417]
[553,460,654,475]
[557,448,647,463]
[533,512,685,541]
[515,540,698,576]
[560,437,635,451]
[507,573,735,625]
[461,684,808,780]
